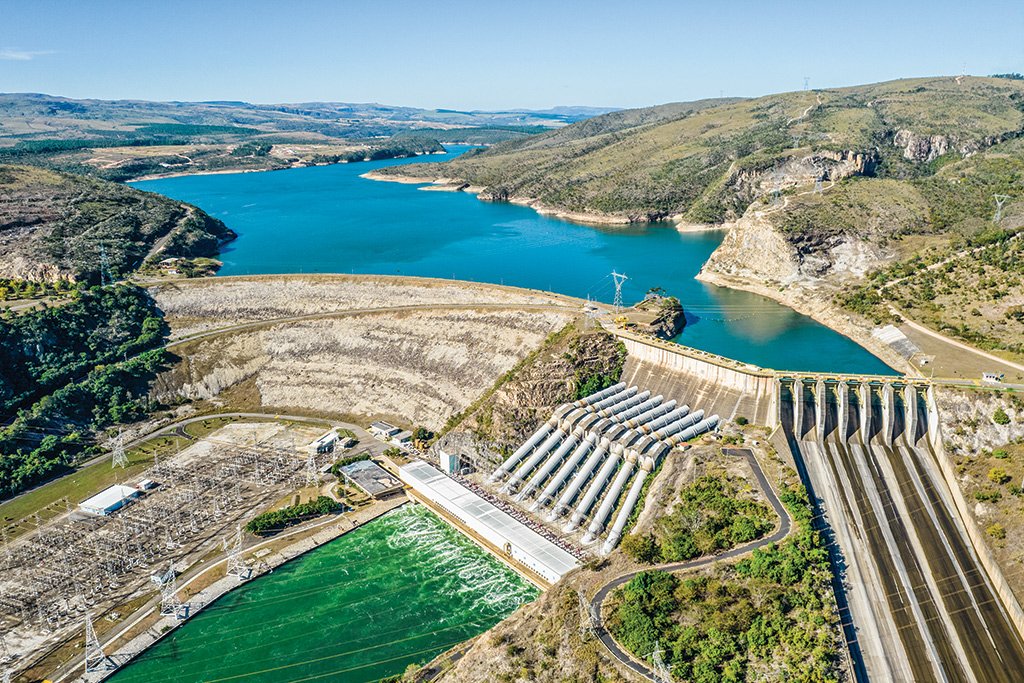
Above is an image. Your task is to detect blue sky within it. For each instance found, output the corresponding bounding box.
[2,0,1022,109]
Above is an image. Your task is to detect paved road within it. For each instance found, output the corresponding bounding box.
[589,448,792,681]
[166,301,582,348]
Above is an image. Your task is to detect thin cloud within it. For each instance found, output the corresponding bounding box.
[0,48,55,61]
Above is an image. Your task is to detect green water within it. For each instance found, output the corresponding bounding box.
[108,505,537,683]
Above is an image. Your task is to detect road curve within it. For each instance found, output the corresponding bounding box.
[589,448,792,681]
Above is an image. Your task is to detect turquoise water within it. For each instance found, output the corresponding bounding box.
[133,148,894,374]
[108,505,537,683]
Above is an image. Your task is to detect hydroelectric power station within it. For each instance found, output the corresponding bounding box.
[489,381,720,556]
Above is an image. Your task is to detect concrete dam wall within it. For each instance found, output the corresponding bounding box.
[617,334,776,425]
[778,378,1024,683]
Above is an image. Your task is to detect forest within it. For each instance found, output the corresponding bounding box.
[0,285,170,499]
[609,485,841,683]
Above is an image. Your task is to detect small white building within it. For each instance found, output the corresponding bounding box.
[394,430,413,445]
[369,421,400,438]
[80,485,142,516]
[308,430,340,454]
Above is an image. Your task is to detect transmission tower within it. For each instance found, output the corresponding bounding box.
[305,451,319,488]
[611,271,629,313]
[814,177,824,193]
[803,76,809,91]
[84,612,116,673]
[111,429,128,469]
[994,194,1011,223]
[158,564,188,620]
[225,526,250,581]
[98,243,113,286]
[648,647,672,683]
[577,589,598,638]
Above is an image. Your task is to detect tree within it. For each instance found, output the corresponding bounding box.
[993,407,1011,425]
[621,532,661,564]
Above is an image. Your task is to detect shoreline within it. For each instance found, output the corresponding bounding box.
[694,268,913,374]
[361,170,728,232]
[128,149,448,183]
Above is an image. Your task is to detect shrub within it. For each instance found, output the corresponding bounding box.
[734,416,749,426]
[994,407,1011,425]
[993,449,1010,459]
[245,496,340,535]
[987,523,1007,540]
[621,532,661,564]
[989,468,1012,485]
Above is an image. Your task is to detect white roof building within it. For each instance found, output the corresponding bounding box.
[80,484,142,516]
[399,460,579,585]
[369,421,400,437]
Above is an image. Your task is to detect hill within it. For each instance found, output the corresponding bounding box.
[377,76,1024,224]
[0,164,235,283]
[0,93,614,142]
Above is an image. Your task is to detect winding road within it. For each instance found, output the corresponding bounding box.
[588,447,793,681]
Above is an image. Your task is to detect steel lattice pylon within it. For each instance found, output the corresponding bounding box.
[611,271,629,313]
[84,612,116,673]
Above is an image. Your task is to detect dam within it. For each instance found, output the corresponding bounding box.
[599,330,1024,683]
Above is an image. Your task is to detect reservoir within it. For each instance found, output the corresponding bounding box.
[107,504,537,683]
[132,146,894,374]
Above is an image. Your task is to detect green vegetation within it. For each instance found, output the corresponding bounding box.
[608,485,840,683]
[0,347,170,499]
[0,277,75,302]
[622,475,775,564]
[572,338,627,400]
[331,452,371,475]
[994,407,1012,425]
[989,467,1012,485]
[0,285,165,412]
[245,496,341,535]
[382,77,1024,222]
[0,164,234,283]
[0,285,170,499]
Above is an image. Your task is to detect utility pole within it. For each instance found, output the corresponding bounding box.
[84,612,116,673]
[111,429,128,469]
[611,271,629,314]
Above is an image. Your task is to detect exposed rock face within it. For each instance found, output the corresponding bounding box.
[937,388,1024,455]
[729,150,873,206]
[633,295,686,339]
[700,213,803,286]
[894,129,952,162]
[892,129,1019,162]
[435,330,627,470]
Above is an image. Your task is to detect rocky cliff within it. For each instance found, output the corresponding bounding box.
[435,326,627,470]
